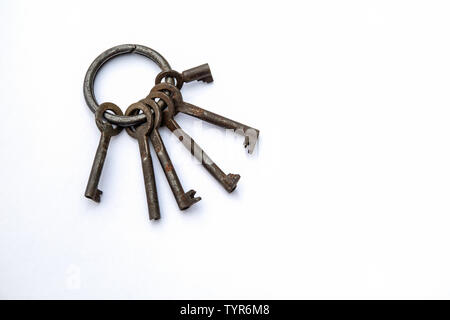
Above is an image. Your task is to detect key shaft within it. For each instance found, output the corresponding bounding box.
[137,134,160,220]
[125,102,160,220]
[151,82,241,193]
[144,94,201,210]
[177,102,259,153]
[85,103,123,202]
[181,64,213,84]
[85,132,111,201]
[166,118,240,193]
[155,64,213,89]
[150,130,201,209]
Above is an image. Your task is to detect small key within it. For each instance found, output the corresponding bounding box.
[85,103,123,202]
[155,64,213,90]
[142,93,201,210]
[125,102,160,220]
[150,84,240,193]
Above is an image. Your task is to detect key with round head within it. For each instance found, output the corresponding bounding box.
[125,102,160,220]
[142,93,201,210]
[155,64,214,90]
[85,103,123,202]
[149,84,240,193]
[151,83,259,154]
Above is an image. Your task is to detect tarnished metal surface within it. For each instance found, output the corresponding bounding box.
[85,103,123,202]
[143,92,201,209]
[125,102,160,220]
[83,44,173,127]
[155,64,213,89]
[150,83,259,153]
[150,83,241,193]
[83,44,260,221]
[182,64,214,84]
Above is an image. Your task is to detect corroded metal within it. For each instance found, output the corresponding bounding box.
[150,83,241,193]
[83,44,260,221]
[125,102,160,220]
[179,102,259,153]
[151,82,259,153]
[85,103,123,202]
[182,64,214,84]
[83,44,173,127]
[155,64,213,89]
[143,93,201,210]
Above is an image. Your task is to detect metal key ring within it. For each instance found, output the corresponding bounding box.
[83,44,174,127]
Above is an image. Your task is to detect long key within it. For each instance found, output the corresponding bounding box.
[151,83,259,154]
[85,103,123,202]
[150,84,240,193]
[142,94,201,209]
[177,102,259,154]
[125,102,160,220]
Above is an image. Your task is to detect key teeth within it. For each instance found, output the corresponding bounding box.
[243,131,259,154]
[243,136,250,148]
[246,141,257,154]
[200,75,214,83]
[224,174,240,193]
[182,64,214,84]
[243,135,258,154]
[186,189,198,199]
[85,189,103,203]
[178,190,202,210]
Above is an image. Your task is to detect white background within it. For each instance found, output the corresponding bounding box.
[1,0,450,299]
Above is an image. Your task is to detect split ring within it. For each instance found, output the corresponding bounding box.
[83,44,174,127]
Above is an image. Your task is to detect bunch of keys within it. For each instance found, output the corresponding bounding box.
[83,44,259,221]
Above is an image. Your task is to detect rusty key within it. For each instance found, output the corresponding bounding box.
[155,64,213,90]
[125,102,160,220]
[150,83,240,193]
[85,103,123,202]
[152,83,259,154]
[179,103,259,153]
[142,93,201,210]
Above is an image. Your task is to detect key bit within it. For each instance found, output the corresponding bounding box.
[182,63,213,84]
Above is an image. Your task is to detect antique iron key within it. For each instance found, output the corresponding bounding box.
[143,92,201,210]
[83,44,259,222]
[150,83,241,193]
[125,102,160,220]
[85,103,123,202]
[152,82,259,154]
[155,64,213,89]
